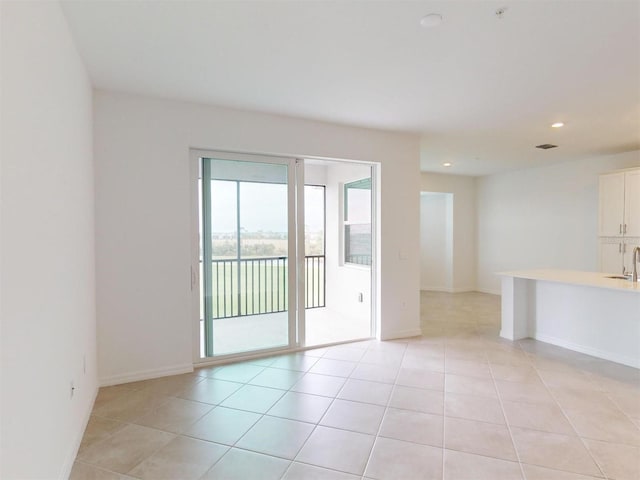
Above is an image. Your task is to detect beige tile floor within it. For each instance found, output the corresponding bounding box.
[71,291,640,480]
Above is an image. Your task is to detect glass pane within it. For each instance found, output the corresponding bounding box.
[304,159,373,348]
[345,178,371,223]
[304,185,325,256]
[238,181,288,320]
[201,157,290,358]
[239,182,288,259]
[211,180,238,260]
[345,223,371,265]
[304,185,325,311]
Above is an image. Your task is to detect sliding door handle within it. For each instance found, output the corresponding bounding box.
[191,266,197,291]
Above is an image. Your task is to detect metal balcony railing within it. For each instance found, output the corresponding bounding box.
[209,255,325,319]
[345,254,372,266]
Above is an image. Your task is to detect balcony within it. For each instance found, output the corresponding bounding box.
[205,255,325,319]
[199,254,370,356]
[197,159,373,358]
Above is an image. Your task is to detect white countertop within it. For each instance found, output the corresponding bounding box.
[499,269,640,293]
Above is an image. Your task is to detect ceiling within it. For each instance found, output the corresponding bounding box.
[60,0,640,176]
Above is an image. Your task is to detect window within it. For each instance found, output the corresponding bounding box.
[344,177,372,266]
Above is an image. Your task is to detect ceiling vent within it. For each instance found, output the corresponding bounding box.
[535,144,558,150]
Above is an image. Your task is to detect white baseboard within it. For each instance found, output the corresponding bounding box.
[450,286,477,293]
[476,288,501,296]
[99,363,194,387]
[421,287,489,294]
[534,333,640,369]
[381,327,423,341]
[59,385,99,479]
[420,286,452,292]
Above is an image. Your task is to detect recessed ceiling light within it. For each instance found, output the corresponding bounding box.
[443,162,452,167]
[551,122,564,128]
[420,14,443,28]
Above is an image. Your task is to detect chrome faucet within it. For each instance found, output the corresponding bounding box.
[633,246,640,282]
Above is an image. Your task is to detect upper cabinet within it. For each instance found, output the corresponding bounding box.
[624,169,640,237]
[598,168,640,237]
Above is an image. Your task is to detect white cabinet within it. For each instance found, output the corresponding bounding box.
[599,169,640,237]
[624,169,640,237]
[599,173,626,236]
[599,241,624,274]
[600,239,640,274]
[598,167,640,274]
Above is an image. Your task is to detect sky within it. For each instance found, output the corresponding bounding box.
[210,181,325,233]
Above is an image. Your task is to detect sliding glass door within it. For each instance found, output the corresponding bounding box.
[192,150,377,362]
[197,152,299,358]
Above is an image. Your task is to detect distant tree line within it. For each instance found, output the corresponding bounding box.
[211,230,324,257]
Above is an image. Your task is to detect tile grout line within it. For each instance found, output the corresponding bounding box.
[80,381,204,476]
[487,342,529,480]
[73,460,130,479]
[193,354,330,478]
[523,353,610,480]
[360,341,410,479]
[600,384,640,436]
[277,361,329,479]
[189,361,286,479]
[441,337,448,480]
[221,353,326,479]
[155,370,268,479]
[78,293,635,480]
[284,342,384,479]
[113,379,212,478]
[209,340,622,480]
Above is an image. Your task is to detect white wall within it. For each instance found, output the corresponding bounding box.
[94,90,421,384]
[304,164,328,186]
[420,173,477,292]
[477,150,640,294]
[0,2,96,478]
[420,193,453,291]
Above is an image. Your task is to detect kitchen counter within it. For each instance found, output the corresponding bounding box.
[499,269,640,293]
[499,269,640,368]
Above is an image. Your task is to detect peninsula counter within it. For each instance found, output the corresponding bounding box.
[499,269,640,368]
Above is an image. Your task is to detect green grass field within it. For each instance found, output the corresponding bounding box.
[206,258,325,318]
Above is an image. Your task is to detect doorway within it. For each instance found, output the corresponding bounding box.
[192,150,376,362]
[420,192,453,291]
[304,159,374,346]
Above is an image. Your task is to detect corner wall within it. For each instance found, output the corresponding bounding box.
[0,2,97,478]
[94,90,421,384]
[476,150,640,294]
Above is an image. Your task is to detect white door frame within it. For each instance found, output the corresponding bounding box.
[189,149,379,366]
